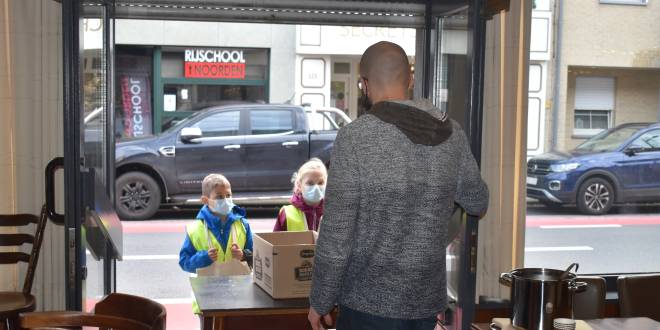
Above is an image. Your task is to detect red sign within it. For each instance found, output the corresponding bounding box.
[184,62,246,79]
[120,75,152,137]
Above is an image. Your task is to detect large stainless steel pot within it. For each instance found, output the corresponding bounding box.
[499,266,586,330]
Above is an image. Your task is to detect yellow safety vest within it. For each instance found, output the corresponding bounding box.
[281,205,308,231]
[187,219,247,313]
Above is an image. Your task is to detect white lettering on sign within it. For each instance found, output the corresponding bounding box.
[130,78,144,136]
[184,49,246,64]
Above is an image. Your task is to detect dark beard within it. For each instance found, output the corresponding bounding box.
[357,89,373,118]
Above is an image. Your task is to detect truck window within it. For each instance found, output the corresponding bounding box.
[250,110,294,135]
[190,110,240,137]
[307,112,339,131]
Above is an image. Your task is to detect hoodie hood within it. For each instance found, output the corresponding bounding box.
[369,99,452,146]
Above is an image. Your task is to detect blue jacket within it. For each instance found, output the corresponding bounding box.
[178,205,254,273]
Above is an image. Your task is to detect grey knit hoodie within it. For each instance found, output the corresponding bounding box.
[309,99,489,319]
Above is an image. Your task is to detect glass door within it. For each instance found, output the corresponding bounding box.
[62,0,119,311]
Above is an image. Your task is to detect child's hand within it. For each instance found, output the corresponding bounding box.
[208,248,218,262]
[231,244,243,260]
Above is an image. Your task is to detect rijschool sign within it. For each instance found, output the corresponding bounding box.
[184,49,246,79]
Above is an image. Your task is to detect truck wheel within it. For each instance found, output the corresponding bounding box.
[577,177,614,215]
[116,172,161,220]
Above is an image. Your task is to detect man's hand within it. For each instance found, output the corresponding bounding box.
[308,307,332,330]
[208,248,218,262]
[231,244,244,260]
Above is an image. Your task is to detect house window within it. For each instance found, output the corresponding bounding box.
[599,0,648,5]
[573,76,615,137]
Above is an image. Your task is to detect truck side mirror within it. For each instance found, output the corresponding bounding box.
[180,127,202,143]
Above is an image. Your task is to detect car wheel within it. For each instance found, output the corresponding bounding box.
[577,177,614,215]
[116,172,161,220]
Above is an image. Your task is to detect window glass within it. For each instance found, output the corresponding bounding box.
[575,125,640,152]
[307,112,339,131]
[629,130,660,149]
[191,111,240,137]
[163,84,266,112]
[250,110,294,135]
[574,110,610,130]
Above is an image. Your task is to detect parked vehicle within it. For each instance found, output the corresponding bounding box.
[527,123,660,215]
[115,103,348,220]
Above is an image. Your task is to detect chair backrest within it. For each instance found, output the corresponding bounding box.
[0,204,48,294]
[573,276,606,319]
[20,311,151,330]
[94,293,167,330]
[617,274,660,321]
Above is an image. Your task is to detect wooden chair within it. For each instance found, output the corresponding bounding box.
[617,274,660,321]
[94,293,167,330]
[0,205,48,330]
[573,276,606,319]
[19,311,151,330]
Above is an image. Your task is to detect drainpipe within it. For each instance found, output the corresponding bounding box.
[550,0,563,151]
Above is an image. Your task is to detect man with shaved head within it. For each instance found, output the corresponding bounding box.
[309,41,489,330]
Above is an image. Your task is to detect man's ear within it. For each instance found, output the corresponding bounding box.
[201,196,209,204]
[407,72,414,90]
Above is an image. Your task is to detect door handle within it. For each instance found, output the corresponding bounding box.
[46,157,65,225]
[282,141,299,147]
[224,144,241,151]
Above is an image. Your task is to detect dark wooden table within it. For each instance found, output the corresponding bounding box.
[472,317,660,329]
[190,275,311,330]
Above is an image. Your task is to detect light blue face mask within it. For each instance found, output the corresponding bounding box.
[211,197,234,216]
[302,184,325,205]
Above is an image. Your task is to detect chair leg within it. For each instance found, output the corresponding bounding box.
[5,317,18,330]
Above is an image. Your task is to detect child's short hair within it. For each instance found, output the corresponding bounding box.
[292,158,328,192]
[202,174,230,197]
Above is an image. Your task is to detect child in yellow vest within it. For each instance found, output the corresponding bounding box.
[178,174,253,315]
[274,158,328,231]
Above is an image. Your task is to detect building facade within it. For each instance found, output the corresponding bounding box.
[551,0,660,151]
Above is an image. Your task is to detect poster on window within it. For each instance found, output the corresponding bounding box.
[120,74,152,137]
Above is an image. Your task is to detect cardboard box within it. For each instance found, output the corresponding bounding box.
[252,231,318,299]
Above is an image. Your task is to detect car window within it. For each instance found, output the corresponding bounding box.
[307,112,339,131]
[190,111,240,137]
[250,110,294,135]
[629,129,660,150]
[575,126,641,152]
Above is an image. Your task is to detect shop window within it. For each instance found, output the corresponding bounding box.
[333,62,350,74]
[249,110,294,135]
[163,84,266,112]
[190,111,240,138]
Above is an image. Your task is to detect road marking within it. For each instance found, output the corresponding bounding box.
[525,246,594,252]
[154,298,193,304]
[540,224,622,229]
[122,254,179,261]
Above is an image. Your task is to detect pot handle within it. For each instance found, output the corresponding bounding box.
[499,272,513,286]
[569,281,588,292]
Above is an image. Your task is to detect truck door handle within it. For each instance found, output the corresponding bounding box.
[282,141,299,147]
[224,144,241,151]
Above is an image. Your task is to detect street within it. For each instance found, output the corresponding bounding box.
[85,205,660,329]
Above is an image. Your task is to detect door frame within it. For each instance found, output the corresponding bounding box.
[62,0,117,311]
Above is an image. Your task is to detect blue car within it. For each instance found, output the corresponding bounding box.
[527,123,660,215]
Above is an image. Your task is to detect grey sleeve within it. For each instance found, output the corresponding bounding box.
[454,129,489,216]
[309,129,359,315]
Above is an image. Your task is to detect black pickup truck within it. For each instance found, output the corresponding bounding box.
[115,104,346,220]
